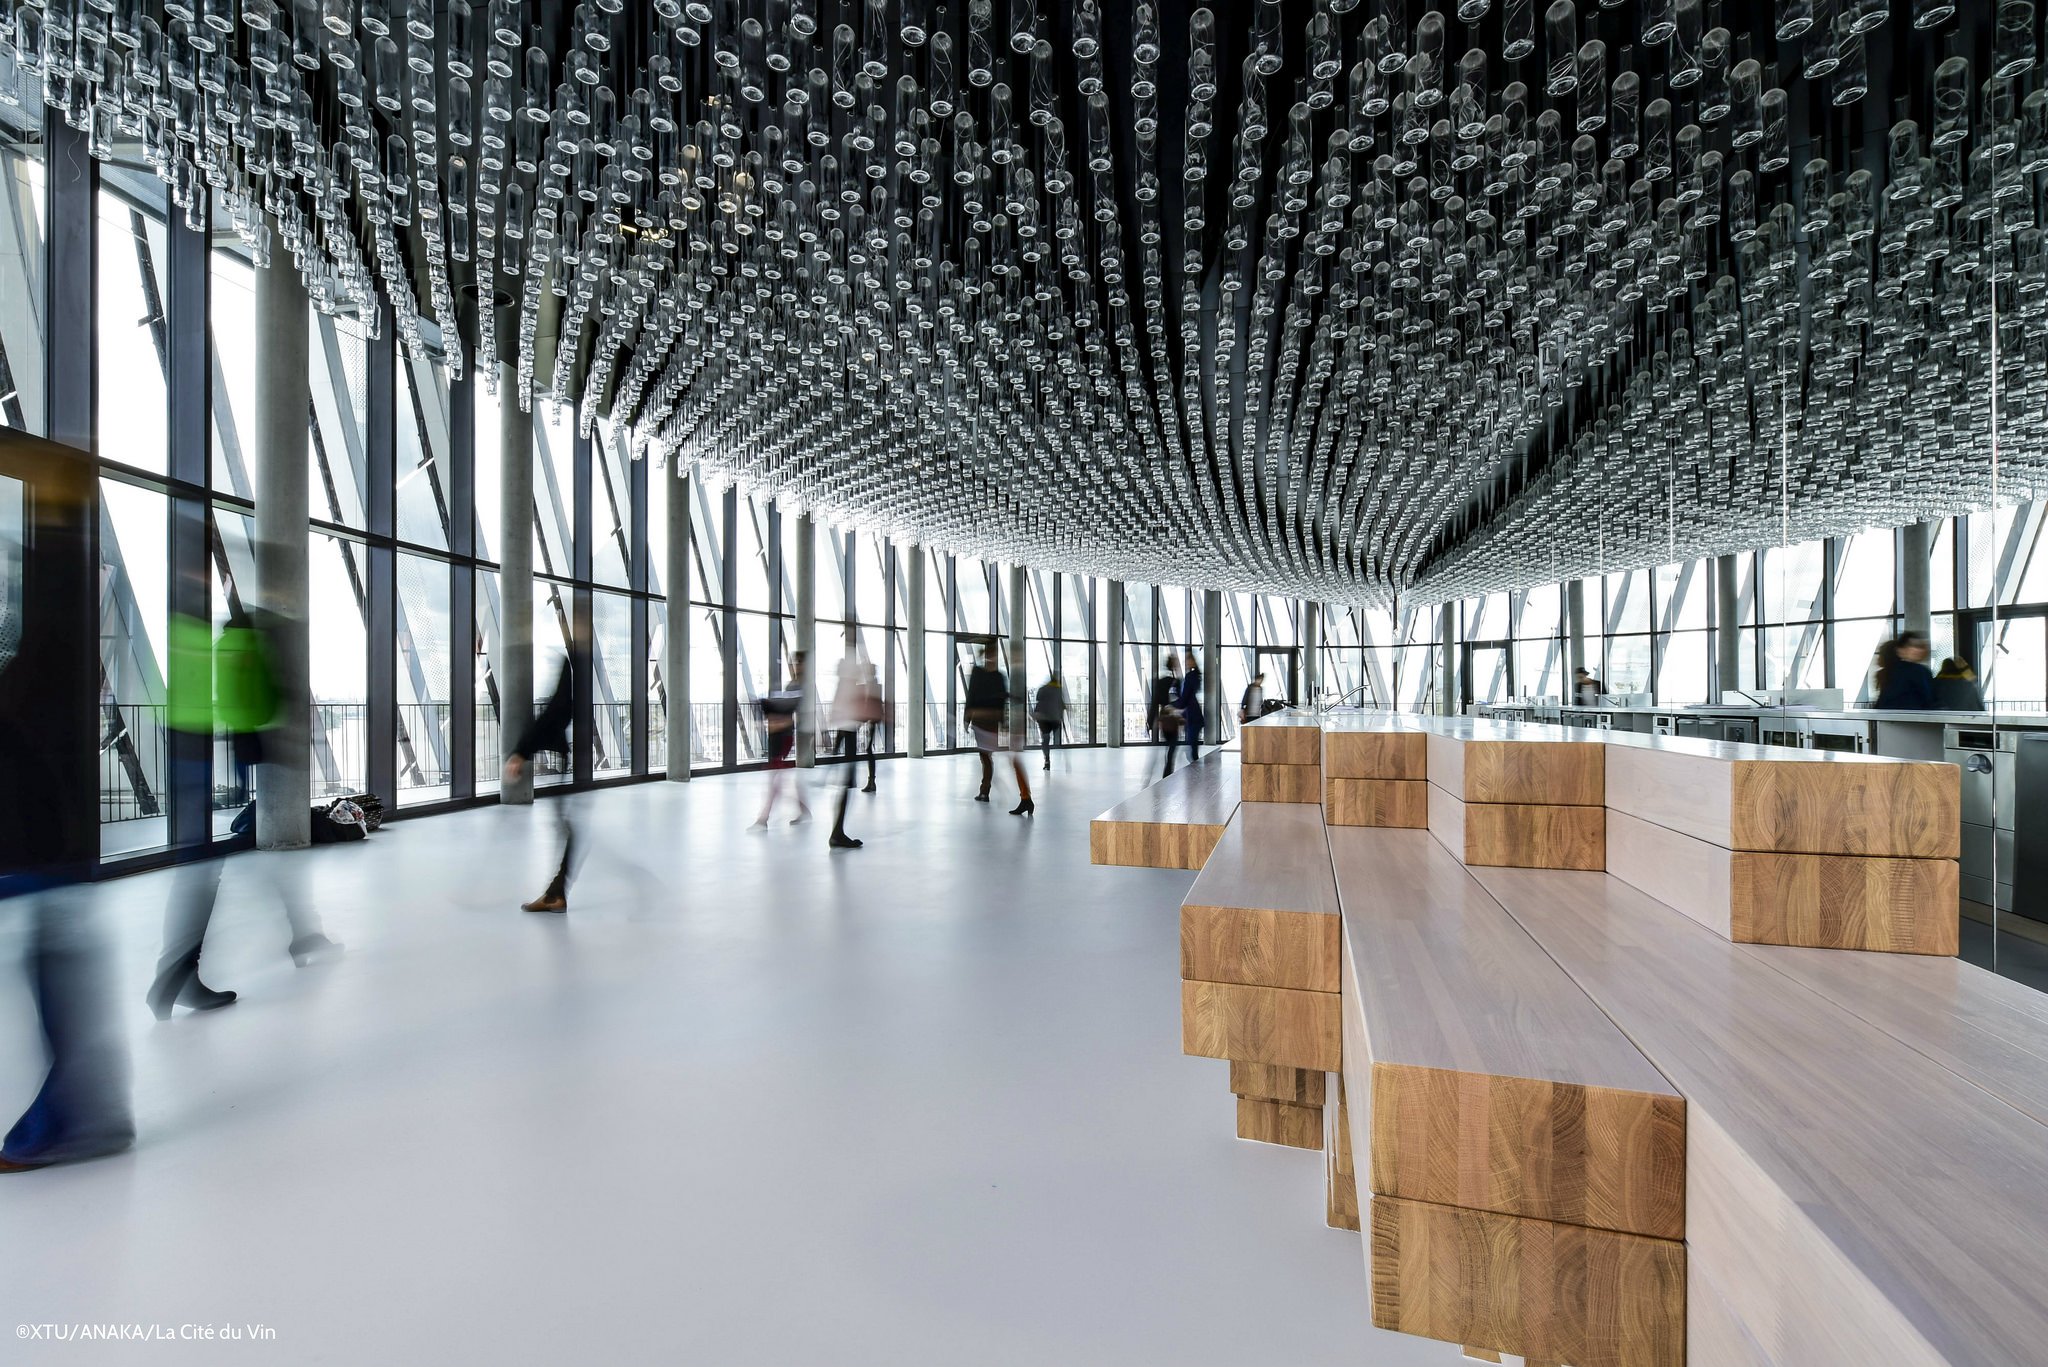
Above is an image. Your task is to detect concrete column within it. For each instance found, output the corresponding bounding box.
[794,512,816,767]
[665,462,691,780]
[1301,601,1322,706]
[1202,589,1223,732]
[1007,563,1028,725]
[1900,520,1933,638]
[1438,603,1456,714]
[253,234,311,850]
[1715,554,1741,697]
[906,545,927,758]
[498,365,534,804]
[1566,579,1588,681]
[1105,580,1125,746]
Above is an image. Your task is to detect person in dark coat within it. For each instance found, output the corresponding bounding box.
[505,643,584,912]
[965,643,1031,811]
[1932,657,1986,711]
[1033,674,1068,770]
[1152,655,1184,776]
[1874,632,1935,710]
[1177,656,1207,768]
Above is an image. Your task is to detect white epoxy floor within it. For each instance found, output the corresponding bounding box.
[0,749,1465,1366]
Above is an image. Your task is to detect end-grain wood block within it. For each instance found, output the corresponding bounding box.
[1242,761,1322,804]
[1229,1060,1327,1105]
[1428,731,1605,806]
[1368,1197,1685,1367]
[1180,802,1341,990]
[1089,752,1240,869]
[1242,715,1324,767]
[1335,829,1684,1240]
[1183,979,1342,1072]
[1607,809,1959,954]
[1236,1096,1322,1149]
[1326,777,1429,827]
[1327,1156,1361,1230]
[1325,728,1427,780]
[1428,785,1605,870]
[1477,864,2048,1367]
[1604,737,1960,858]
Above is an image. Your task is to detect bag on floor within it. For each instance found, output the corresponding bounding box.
[310,798,368,843]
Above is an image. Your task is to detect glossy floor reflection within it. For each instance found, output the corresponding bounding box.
[1,748,1457,1367]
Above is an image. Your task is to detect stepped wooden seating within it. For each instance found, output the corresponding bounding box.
[1240,710,1324,803]
[1332,827,1686,1366]
[1179,801,1341,1146]
[1476,865,2048,1367]
[1088,749,1240,869]
[1322,711,1429,827]
[1602,732,1961,954]
[1422,717,1608,870]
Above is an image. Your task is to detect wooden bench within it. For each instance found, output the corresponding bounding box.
[1422,718,1607,870]
[1602,732,1960,954]
[1333,827,1686,1366]
[1322,711,1429,828]
[1179,801,1341,1146]
[1240,710,1324,804]
[1477,864,2048,1367]
[1089,750,1241,870]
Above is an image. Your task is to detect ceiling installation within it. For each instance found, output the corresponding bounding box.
[1,0,2041,602]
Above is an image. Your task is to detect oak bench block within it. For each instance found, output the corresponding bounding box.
[1182,979,1342,1072]
[1229,1060,1327,1106]
[1090,751,1239,869]
[1241,714,1325,767]
[1428,785,1606,871]
[1608,809,1959,954]
[1368,1196,1685,1367]
[1326,777,1429,828]
[1242,761,1323,804]
[1324,728,1427,781]
[1179,802,1341,990]
[1427,728,1606,806]
[1236,1096,1323,1149]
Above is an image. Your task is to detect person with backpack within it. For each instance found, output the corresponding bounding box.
[1032,673,1068,771]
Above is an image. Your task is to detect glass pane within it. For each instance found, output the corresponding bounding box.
[649,600,669,772]
[476,568,502,793]
[646,453,672,598]
[533,402,575,579]
[1837,617,1893,705]
[0,110,46,436]
[210,241,258,497]
[956,556,990,633]
[593,419,631,588]
[531,582,573,787]
[1604,570,1652,634]
[395,553,452,805]
[1519,584,1563,640]
[308,311,370,527]
[310,532,368,799]
[1468,592,1509,639]
[1658,631,1709,704]
[592,591,632,776]
[1657,561,1708,631]
[691,477,726,605]
[99,479,169,855]
[736,611,772,763]
[735,496,771,613]
[1981,617,2048,711]
[1762,539,1826,623]
[1836,531,1895,620]
[97,183,168,476]
[395,347,452,551]
[1762,624,1827,691]
[472,381,503,564]
[1516,637,1563,702]
[1605,635,1654,697]
[1930,519,1955,611]
[817,525,850,624]
[689,600,726,769]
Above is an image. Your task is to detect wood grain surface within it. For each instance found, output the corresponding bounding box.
[1089,751,1240,868]
[1324,729,1428,780]
[1368,1196,1685,1367]
[1730,850,1958,954]
[1327,1157,1361,1231]
[1241,761,1324,803]
[1333,828,1683,1239]
[1461,799,1607,870]
[1474,865,2048,1367]
[1242,715,1325,767]
[1236,1096,1323,1149]
[1325,777,1430,827]
[1182,979,1342,1072]
[1428,734,1606,805]
[1608,809,1959,953]
[1182,904,1341,991]
[1689,1253,1780,1367]
[1183,801,1338,914]
[1604,736,1961,857]
[1229,1060,1327,1106]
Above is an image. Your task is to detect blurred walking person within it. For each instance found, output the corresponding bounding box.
[966,643,1031,812]
[1152,654,1185,777]
[751,651,812,829]
[825,630,867,849]
[1033,673,1068,771]
[1177,654,1207,769]
[505,635,586,911]
[855,660,883,793]
[1005,643,1036,815]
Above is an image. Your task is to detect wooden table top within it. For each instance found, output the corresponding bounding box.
[1091,751,1240,829]
[1185,802,1339,918]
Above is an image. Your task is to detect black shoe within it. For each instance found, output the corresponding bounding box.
[829,833,864,849]
[974,792,991,802]
[1042,762,1051,770]
[1010,798,1035,816]
[179,978,237,1014]
[522,894,568,912]
[862,782,876,793]
[288,933,343,967]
